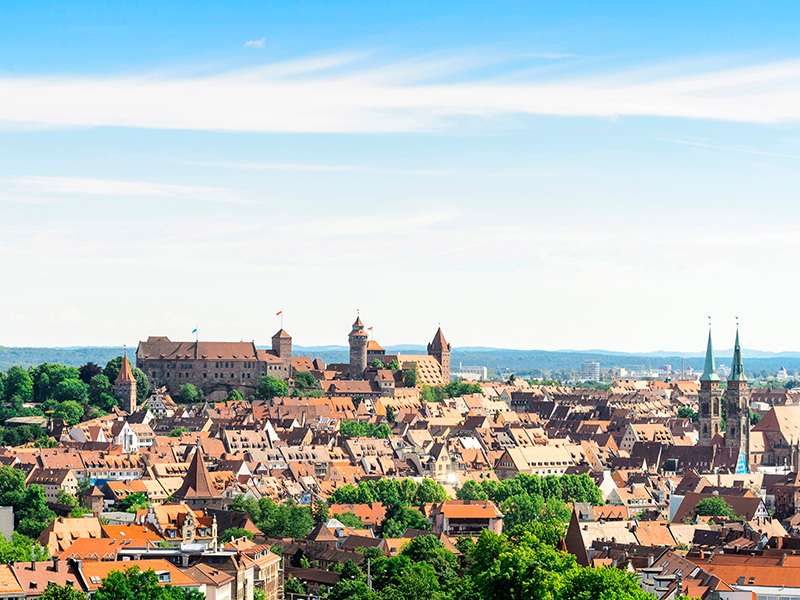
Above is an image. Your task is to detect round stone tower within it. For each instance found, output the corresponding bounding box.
[348,316,369,380]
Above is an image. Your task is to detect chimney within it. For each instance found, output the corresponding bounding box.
[647,554,653,567]
[53,557,60,573]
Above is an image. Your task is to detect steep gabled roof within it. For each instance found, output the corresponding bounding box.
[116,355,136,383]
[428,327,450,352]
[174,439,222,500]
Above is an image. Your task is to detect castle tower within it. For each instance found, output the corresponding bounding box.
[348,316,368,380]
[427,327,452,384]
[698,326,722,446]
[272,329,292,372]
[114,355,137,414]
[725,327,750,468]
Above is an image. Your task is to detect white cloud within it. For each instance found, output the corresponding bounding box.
[244,38,266,49]
[657,137,800,160]
[5,53,800,133]
[0,176,256,204]
[522,52,575,59]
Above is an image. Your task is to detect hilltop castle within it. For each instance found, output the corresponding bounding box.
[136,316,450,397]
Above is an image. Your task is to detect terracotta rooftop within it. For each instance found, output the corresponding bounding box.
[116,355,136,384]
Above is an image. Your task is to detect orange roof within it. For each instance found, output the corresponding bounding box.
[0,565,23,595]
[101,524,163,541]
[80,560,198,590]
[116,355,136,383]
[692,554,800,588]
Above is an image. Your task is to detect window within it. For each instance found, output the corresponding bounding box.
[90,577,101,584]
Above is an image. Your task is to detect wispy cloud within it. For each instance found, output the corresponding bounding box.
[244,38,266,49]
[657,137,800,160]
[179,159,556,178]
[0,176,256,204]
[522,52,575,59]
[5,53,800,133]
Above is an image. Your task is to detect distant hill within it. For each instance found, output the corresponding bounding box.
[0,346,128,371]
[2,344,797,378]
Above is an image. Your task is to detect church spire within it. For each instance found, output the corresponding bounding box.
[700,325,719,382]
[728,324,746,382]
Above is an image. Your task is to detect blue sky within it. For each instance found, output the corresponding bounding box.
[2,1,800,351]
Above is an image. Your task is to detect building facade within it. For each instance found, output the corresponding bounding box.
[136,332,292,396]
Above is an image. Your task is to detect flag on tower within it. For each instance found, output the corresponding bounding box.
[276,311,282,316]
[368,327,373,331]
[192,328,197,334]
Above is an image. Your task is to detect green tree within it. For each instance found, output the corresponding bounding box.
[39,582,87,600]
[4,367,33,403]
[0,532,49,562]
[224,389,244,402]
[118,492,149,513]
[54,379,89,404]
[328,580,377,600]
[284,577,306,595]
[294,372,316,389]
[0,466,56,538]
[219,527,254,544]
[53,401,84,426]
[415,479,448,503]
[677,406,698,422]
[30,364,81,403]
[96,566,203,600]
[457,480,489,501]
[386,360,401,371]
[750,410,762,425]
[255,376,289,401]
[560,566,653,600]
[336,512,364,528]
[88,374,118,411]
[369,359,385,368]
[179,384,200,404]
[399,535,458,584]
[169,427,188,437]
[403,366,418,388]
[313,500,330,525]
[501,493,571,530]
[694,497,738,519]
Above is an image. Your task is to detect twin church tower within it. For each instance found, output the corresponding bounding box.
[697,324,750,466]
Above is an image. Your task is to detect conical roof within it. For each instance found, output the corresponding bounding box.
[272,329,292,339]
[174,439,222,500]
[352,316,364,328]
[115,355,136,383]
[700,328,719,382]
[728,327,747,382]
[429,327,449,351]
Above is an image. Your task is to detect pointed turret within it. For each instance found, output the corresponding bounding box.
[700,328,719,382]
[173,438,223,506]
[115,355,136,383]
[429,327,449,352]
[728,327,747,382]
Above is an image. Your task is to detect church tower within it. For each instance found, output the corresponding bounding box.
[427,327,451,384]
[114,355,137,414]
[698,326,722,446]
[348,316,368,380]
[725,327,750,468]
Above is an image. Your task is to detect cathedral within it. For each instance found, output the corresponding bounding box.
[698,325,750,469]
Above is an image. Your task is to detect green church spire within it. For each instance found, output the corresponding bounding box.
[728,325,747,382]
[700,326,719,382]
